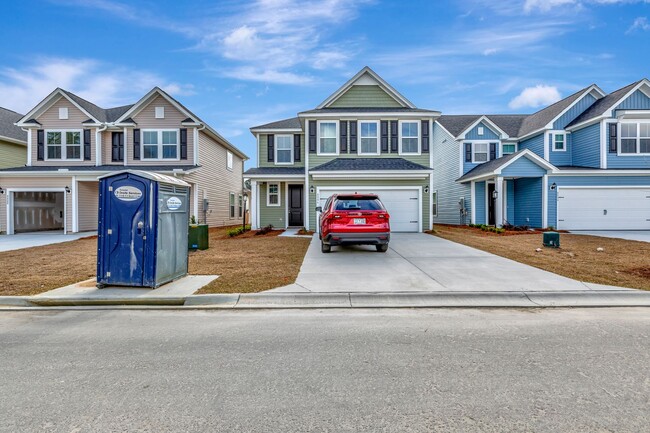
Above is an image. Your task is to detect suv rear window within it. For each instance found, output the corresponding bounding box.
[334,197,384,211]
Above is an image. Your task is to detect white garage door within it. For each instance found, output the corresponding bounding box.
[318,188,420,232]
[557,187,650,230]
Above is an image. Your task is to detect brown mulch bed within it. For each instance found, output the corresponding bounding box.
[0,226,310,296]
[431,225,650,291]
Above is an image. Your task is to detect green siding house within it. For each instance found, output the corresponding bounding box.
[0,107,27,169]
[245,67,440,233]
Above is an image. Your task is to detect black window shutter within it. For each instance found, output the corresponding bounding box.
[294,134,301,162]
[133,129,140,160]
[421,120,430,153]
[390,121,398,152]
[83,129,91,160]
[609,123,618,153]
[340,121,348,153]
[489,142,497,160]
[37,129,44,161]
[180,128,188,160]
[267,134,275,162]
[380,121,388,153]
[465,143,472,162]
[349,121,358,152]
[309,120,317,153]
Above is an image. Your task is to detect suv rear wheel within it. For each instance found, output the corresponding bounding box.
[321,240,331,253]
[376,244,388,253]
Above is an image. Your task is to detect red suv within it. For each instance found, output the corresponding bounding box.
[317,193,390,253]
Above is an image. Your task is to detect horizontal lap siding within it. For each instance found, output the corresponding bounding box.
[518,133,544,158]
[514,178,542,227]
[184,132,243,227]
[432,123,470,225]
[31,97,96,166]
[571,124,600,168]
[549,133,572,166]
[126,95,194,165]
[258,182,286,228]
[547,175,650,228]
[258,134,305,169]
[474,181,486,224]
[77,181,98,231]
[328,85,403,108]
[0,176,73,234]
[501,157,547,177]
[0,140,27,169]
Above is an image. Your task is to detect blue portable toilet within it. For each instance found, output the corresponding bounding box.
[96,170,191,288]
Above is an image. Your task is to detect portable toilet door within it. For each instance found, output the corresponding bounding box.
[97,171,154,287]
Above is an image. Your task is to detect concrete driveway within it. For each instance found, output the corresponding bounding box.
[270,233,630,293]
[570,231,650,243]
[0,231,96,253]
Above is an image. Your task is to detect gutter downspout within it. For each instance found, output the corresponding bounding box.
[96,124,108,166]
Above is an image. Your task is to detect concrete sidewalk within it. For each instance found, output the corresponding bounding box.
[0,231,97,252]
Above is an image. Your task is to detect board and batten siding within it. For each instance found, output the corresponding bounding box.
[513,177,543,227]
[432,122,471,225]
[258,182,286,228]
[500,156,547,177]
[465,121,500,140]
[547,175,650,228]
[125,95,195,166]
[0,140,27,169]
[184,131,243,227]
[31,96,96,166]
[0,176,73,234]
[328,85,403,108]
[77,181,98,231]
[571,123,600,168]
[613,89,650,113]
[553,94,597,129]
[518,133,544,159]
[258,134,305,169]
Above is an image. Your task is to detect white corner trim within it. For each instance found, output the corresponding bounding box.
[26,129,32,166]
[470,181,476,224]
[600,120,608,169]
[193,127,200,165]
[123,127,128,167]
[542,174,548,228]
[72,176,78,233]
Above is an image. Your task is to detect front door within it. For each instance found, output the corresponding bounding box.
[487,183,496,226]
[288,185,304,227]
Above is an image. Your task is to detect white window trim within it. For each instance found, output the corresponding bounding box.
[432,189,438,217]
[58,107,69,120]
[477,126,484,136]
[227,151,234,170]
[501,142,517,156]
[357,120,380,155]
[617,121,650,156]
[267,182,281,207]
[398,120,421,155]
[155,106,165,119]
[550,131,567,152]
[44,129,83,161]
[471,140,493,164]
[316,120,339,156]
[229,192,236,218]
[141,128,180,161]
[274,135,294,165]
[238,194,243,218]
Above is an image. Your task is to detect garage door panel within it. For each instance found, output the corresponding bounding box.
[318,188,420,232]
[557,187,650,230]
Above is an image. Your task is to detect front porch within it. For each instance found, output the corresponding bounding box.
[246,167,307,230]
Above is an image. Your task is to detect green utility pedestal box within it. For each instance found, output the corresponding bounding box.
[189,224,209,250]
[543,231,560,248]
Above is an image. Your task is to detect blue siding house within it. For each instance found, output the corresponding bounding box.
[434,78,650,230]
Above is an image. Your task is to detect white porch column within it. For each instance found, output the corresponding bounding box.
[250,180,258,230]
[495,176,504,228]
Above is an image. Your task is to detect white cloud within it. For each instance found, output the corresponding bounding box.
[627,16,650,33]
[524,0,650,13]
[509,85,562,109]
[0,57,193,114]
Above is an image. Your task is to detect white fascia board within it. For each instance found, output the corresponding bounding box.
[456,115,509,140]
[114,87,199,125]
[542,85,607,130]
[516,128,549,142]
[16,89,101,126]
[0,168,200,178]
[494,151,557,174]
[249,128,303,134]
[0,135,27,146]
[297,112,440,119]
[552,170,650,176]
[606,79,650,118]
[245,174,305,180]
[311,171,431,180]
[434,120,455,139]
[565,116,606,132]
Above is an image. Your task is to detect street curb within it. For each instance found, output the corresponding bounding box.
[1,290,650,309]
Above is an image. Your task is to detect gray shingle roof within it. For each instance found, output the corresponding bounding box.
[0,164,198,173]
[456,151,525,182]
[437,115,528,138]
[299,107,439,114]
[311,158,431,171]
[59,89,135,123]
[251,117,302,130]
[0,107,27,143]
[566,80,642,128]
[244,167,305,175]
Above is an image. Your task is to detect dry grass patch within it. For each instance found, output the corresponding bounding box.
[432,225,650,291]
[0,226,311,296]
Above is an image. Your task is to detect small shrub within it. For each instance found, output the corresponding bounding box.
[227,227,245,237]
[189,215,197,225]
[255,224,274,235]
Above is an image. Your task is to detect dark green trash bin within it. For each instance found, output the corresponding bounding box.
[543,231,560,248]
[188,224,209,250]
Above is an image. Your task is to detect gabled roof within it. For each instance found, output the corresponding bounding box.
[97,169,191,187]
[0,164,199,173]
[317,66,416,109]
[0,107,27,144]
[437,115,528,139]
[517,85,604,138]
[16,88,104,126]
[113,87,199,125]
[244,166,305,176]
[566,79,648,129]
[299,107,439,115]
[311,158,431,171]
[250,117,302,132]
[456,149,556,183]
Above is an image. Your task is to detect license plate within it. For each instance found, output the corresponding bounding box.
[353,218,366,225]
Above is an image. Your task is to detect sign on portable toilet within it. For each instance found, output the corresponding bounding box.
[96,170,191,288]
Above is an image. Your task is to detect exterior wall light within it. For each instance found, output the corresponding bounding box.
[492,190,498,200]
[310,185,315,194]
[550,183,557,191]
[65,186,71,194]
[424,186,430,194]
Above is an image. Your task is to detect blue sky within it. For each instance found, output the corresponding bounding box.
[0,0,649,167]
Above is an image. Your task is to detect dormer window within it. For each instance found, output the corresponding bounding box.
[620,122,650,155]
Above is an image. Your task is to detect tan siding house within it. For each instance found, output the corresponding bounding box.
[0,88,247,235]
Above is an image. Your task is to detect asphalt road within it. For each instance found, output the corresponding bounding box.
[1,308,649,433]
